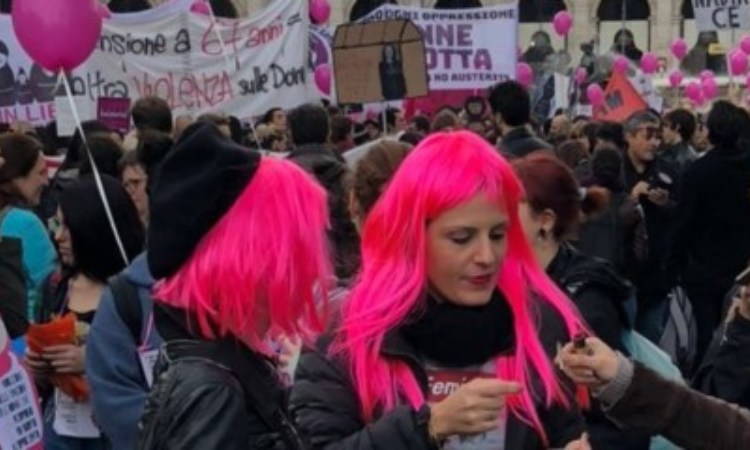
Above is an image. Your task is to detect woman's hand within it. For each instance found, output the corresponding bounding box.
[25,349,52,379]
[429,378,522,439]
[557,337,620,388]
[43,344,85,374]
[564,433,591,450]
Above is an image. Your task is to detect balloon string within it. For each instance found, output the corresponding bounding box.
[206,2,235,73]
[60,72,130,267]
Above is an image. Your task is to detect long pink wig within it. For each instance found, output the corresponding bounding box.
[334,131,586,440]
[156,156,332,353]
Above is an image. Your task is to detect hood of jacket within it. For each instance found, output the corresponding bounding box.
[124,252,154,289]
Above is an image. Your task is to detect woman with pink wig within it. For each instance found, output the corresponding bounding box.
[290,131,590,449]
[137,123,332,449]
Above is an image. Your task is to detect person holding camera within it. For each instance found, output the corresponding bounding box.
[557,330,750,450]
[621,110,679,343]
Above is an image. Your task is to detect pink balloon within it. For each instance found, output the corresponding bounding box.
[310,0,331,25]
[700,70,715,81]
[516,63,533,87]
[552,11,573,37]
[574,67,588,86]
[586,84,605,107]
[701,77,718,100]
[730,49,749,76]
[190,0,211,15]
[685,81,703,104]
[314,63,331,95]
[640,52,659,75]
[613,55,629,75]
[670,38,688,60]
[668,70,683,89]
[12,0,103,72]
[741,35,750,55]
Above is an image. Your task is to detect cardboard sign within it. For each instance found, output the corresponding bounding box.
[593,71,648,122]
[97,97,132,134]
[693,0,750,32]
[333,19,429,104]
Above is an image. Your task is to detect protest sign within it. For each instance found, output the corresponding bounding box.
[0,320,43,450]
[333,19,428,104]
[593,71,648,122]
[693,0,750,32]
[364,3,518,91]
[97,97,132,134]
[0,0,316,126]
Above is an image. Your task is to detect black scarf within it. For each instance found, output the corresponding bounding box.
[400,290,515,367]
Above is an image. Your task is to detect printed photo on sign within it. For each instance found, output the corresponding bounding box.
[333,19,429,104]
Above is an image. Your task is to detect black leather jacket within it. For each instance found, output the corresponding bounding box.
[290,303,585,449]
[138,306,303,450]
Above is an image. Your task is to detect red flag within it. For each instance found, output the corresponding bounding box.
[593,71,648,122]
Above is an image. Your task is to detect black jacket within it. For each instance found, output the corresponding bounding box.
[546,245,651,450]
[574,191,648,282]
[289,304,585,449]
[499,127,553,159]
[547,245,632,354]
[693,311,750,409]
[138,305,302,450]
[669,145,750,289]
[623,154,679,304]
[659,141,697,181]
[288,143,360,280]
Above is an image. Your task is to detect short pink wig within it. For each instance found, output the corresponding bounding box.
[335,131,586,440]
[155,156,332,353]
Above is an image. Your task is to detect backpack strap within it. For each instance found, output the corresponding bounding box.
[108,273,143,344]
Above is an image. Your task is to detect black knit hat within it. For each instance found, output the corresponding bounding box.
[147,123,260,279]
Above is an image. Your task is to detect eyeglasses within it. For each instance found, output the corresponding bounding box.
[637,126,661,140]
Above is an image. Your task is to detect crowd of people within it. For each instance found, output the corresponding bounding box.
[0,78,749,450]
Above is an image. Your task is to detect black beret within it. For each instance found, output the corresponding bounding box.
[147,123,260,279]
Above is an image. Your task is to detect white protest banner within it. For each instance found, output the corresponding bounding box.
[693,0,750,32]
[364,3,518,91]
[0,13,59,125]
[0,0,316,126]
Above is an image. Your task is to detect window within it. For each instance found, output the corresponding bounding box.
[681,0,694,20]
[434,0,483,8]
[597,0,650,21]
[519,0,567,23]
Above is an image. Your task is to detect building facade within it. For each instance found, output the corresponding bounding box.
[230,0,741,69]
